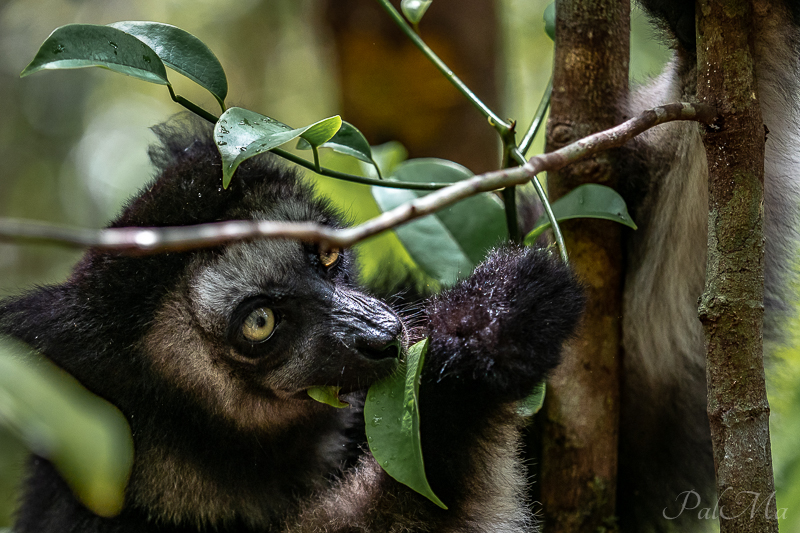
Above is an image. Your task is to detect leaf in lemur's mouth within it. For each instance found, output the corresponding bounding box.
[516,381,547,417]
[306,386,348,408]
[364,338,448,509]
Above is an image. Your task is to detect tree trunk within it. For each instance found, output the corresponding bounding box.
[540,0,629,530]
[696,1,778,531]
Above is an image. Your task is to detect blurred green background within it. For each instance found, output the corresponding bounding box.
[0,0,796,531]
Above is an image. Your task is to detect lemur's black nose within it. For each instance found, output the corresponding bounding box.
[332,287,404,361]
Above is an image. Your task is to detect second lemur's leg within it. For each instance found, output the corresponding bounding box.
[620,1,800,531]
[417,246,584,531]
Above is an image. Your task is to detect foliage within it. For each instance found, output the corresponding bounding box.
[524,183,637,244]
[372,157,508,286]
[0,338,132,517]
[364,339,447,508]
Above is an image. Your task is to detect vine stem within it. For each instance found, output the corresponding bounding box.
[511,147,567,263]
[519,77,552,155]
[501,186,520,243]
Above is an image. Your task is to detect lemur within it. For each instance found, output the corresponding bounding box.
[0,119,584,533]
[618,0,800,530]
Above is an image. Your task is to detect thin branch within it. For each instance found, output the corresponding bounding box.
[501,186,520,243]
[271,148,446,190]
[510,146,568,263]
[519,77,552,155]
[0,103,715,254]
[374,0,512,135]
[168,85,219,124]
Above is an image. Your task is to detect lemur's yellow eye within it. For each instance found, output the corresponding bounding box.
[242,307,276,343]
[319,248,340,268]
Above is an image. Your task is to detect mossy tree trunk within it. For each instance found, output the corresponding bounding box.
[540,0,629,531]
[696,1,779,532]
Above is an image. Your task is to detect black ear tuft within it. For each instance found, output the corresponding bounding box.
[147,115,217,174]
[424,245,584,399]
[109,114,323,232]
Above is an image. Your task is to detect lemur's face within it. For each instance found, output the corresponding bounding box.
[142,231,402,430]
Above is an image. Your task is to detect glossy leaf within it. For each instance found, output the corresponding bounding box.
[372,159,507,286]
[516,382,547,417]
[525,184,637,244]
[307,386,348,408]
[21,24,168,85]
[401,0,433,25]
[0,338,133,517]
[108,21,228,108]
[365,339,446,509]
[544,3,556,40]
[214,108,341,187]
[365,141,408,180]
[301,116,343,147]
[297,121,374,165]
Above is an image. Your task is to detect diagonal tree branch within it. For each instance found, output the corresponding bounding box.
[0,103,715,255]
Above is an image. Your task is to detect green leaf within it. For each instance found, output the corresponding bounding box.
[401,0,433,25]
[367,141,408,180]
[214,108,341,188]
[108,21,228,109]
[365,339,446,509]
[544,3,556,40]
[297,121,374,165]
[300,115,343,147]
[21,24,168,85]
[525,183,637,244]
[0,338,133,517]
[516,381,546,417]
[307,386,348,408]
[372,159,507,286]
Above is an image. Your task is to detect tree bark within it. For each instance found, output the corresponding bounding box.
[540,0,629,530]
[696,1,778,532]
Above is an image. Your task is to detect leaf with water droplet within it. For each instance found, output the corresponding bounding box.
[109,21,228,110]
[364,338,447,509]
[21,24,168,86]
[524,183,637,244]
[214,108,341,188]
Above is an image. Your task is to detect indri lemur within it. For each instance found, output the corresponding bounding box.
[619,0,800,531]
[0,119,584,533]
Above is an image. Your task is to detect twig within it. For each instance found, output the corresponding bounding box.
[0,103,715,255]
[519,77,552,155]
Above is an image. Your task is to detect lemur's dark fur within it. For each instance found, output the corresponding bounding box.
[619,1,800,531]
[1,119,584,533]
